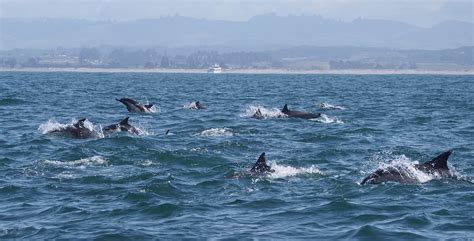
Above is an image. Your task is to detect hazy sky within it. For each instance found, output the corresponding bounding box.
[1,0,473,26]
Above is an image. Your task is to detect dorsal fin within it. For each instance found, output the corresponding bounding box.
[145,104,153,109]
[119,117,130,125]
[256,109,262,115]
[282,104,289,113]
[165,129,170,135]
[250,152,272,173]
[195,101,200,105]
[423,150,452,170]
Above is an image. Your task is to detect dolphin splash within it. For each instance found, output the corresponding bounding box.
[47,118,100,139]
[361,150,453,184]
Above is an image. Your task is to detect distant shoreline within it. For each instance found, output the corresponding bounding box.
[1,67,473,75]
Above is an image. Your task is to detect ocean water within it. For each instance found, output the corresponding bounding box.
[0,72,473,239]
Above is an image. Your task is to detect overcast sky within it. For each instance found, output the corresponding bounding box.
[1,0,472,27]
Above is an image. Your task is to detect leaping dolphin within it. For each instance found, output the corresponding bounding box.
[281,104,321,119]
[361,150,453,184]
[103,117,140,135]
[116,98,153,113]
[49,118,100,139]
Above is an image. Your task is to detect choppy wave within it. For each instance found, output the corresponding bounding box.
[319,102,346,110]
[1,72,472,239]
[197,128,234,137]
[241,105,286,119]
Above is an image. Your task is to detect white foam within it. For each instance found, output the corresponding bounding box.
[312,114,344,124]
[55,171,78,179]
[184,102,198,110]
[38,119,68,134]
[197,128,234,137]
[241,105,286,119]
[319,102,346,110]
[141,98,158,113]
[42,156,108,169]
[130,124,152,135]
[268,161,323,179]
[136,160,154,167]
[190,147,208,152]
[147,105,159,113]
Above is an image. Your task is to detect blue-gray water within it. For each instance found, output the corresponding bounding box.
[0,72,473,239]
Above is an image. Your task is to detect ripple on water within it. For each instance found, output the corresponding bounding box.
[0,98,27,106]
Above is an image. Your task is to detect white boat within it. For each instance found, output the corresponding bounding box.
[208,64,222,73]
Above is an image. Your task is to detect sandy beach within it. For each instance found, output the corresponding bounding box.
[1,67,473,75]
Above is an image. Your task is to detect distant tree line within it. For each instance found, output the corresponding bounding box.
[4,47,281,69]
[1,46,472,70]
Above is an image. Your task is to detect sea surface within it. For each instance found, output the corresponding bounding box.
[0,72,473,239]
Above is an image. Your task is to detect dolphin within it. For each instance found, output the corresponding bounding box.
[361,150,453,184]
[251,108,264,119]
[49,118,99,139]
[195,101,206,109]
[281,104,321,119]
[116,98,153,113]
[230,152,275,178]
[190,101,206,110]
[103,117,140,135]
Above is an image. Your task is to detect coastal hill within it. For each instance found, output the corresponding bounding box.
[2,14,473,50]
